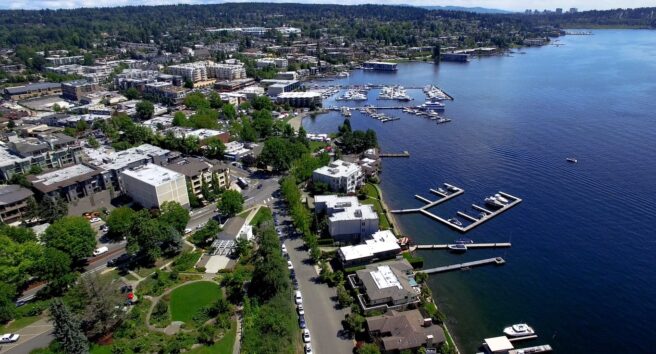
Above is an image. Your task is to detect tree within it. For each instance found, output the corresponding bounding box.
[87,136,100,149]
[252,109,274,138]
[345,313,366,334]
[190,220,221,247]
[184,92,209,110]
[0,282,16,323]
[204,139,226,159]
[50,299,89,354]
[218,190,244,217]
[357,343,381,354]
[105,207,136,241]
[172,111,188,126]
[42,216,96,265]
[251,96,273,111]
[336,283,353,308]
[240,117,257,142]
[8,173,31,188]
[208,91,224,109]
[222,103,236,120]
[52,103,62,112]
[38,196,69,223]
[36,248,75,295]
[67,273,126,339]
[159,201,190,233]
[125,87,140,100]
[136,100,154,120]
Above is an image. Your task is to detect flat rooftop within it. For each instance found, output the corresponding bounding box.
[121,164,183,187]
[30,164,102,193]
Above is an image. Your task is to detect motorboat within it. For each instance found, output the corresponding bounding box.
[485,196,505,208]
[503,323,535,338]
[566,157,578,163]
[437,187,447,194]
[418,101,445,111]
[448,244,467,253]
[455,237,474,244]
[494,194,510,204]
[447,218,463,227]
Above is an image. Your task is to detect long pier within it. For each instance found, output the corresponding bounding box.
[422,257,506,274]
[380,151,410,158]
[391,183,464,214]
[416,243,511,250]
[508,344,552,354]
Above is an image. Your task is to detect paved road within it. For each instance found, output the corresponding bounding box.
[272,201,353,354]
[2,319,53,354]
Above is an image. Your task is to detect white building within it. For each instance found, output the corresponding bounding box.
[256,58,289,69]
[337,230,401,266]
[314,195,378,243]
[168,61,246,82]
[120,164,190,209]
[312,160,364,193]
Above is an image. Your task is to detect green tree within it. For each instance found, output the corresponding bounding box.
[52,103,62,112]
[336,283,353,308]
[204,139,226,159]
[190,220,221,247]
[8,173,31,188]
[67,273,126,338]
[36,248,75,295]
[184,92,209,110]
[42,216,96,264]
[0,282,16,322]
[172,111,188,127]
[159,201,190,233]
[240,117,257,142]
[125,87,140,100]
[222,103,236,120]
[208,91,224,109]
[50,299,89,354]
[251,96,273,111]
[87,136,100,149]
[346,313,367,334]
[38,196,69,223]
[357,343,381,354]
[218,190,244,217]
[252,109,274,138]
[105,207,136,241]
[136,100,155,120]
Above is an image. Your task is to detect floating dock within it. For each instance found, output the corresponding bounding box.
[508,344,552,354]
[416,243,511,250]
[380,151,410,158]
[391,183,464,214]
[422,257,506,274]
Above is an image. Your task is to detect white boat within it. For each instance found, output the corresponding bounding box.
[503,323,535,338]
[494,194,510,204]
[566,157,578,163]
[447,218,463,227]
[419,101,445,111]
[485,196,505,208]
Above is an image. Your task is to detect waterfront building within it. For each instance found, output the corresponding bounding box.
[441,53,470,62]
[314,195,378,243]
[276,92,322,108]
[312,159,364,193]
[363,61,398,71]
[347,259,420,314]
[366,309,445,353]
[120,163,190,209]
[337,230,401,266]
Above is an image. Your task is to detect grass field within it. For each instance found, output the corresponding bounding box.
[361,198,391,230]
[169,281,222,323]
[188,320,237,354]
[0,316,40,332]
[249,207,272,226]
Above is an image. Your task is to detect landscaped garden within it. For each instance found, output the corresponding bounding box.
[169,281,222,323]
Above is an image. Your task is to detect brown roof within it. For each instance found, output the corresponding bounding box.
[0,185,33,205]
[366,310,445,352]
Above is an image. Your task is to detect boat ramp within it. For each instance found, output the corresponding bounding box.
[421,257,506,274]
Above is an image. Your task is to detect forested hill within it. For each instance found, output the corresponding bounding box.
[0,3,653,49]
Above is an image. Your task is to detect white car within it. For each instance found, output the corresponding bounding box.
[93,246,109,256]
[302,329,311,343]
[287,261,294,270]
[0,333,20,343]
[304,343,313,354]
[281,244,288,254]
[184,228,192,234]
[90,217,102,223]
[297,304,305,316]
[295,290,303,305]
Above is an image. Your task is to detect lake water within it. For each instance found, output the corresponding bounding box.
[303,30,656,353]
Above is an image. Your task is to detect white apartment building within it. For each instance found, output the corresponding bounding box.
[312,160,364,193]
[168,61,246,82]
[314,195,379,243]
[119,163,190,209]
[256,58,289,69]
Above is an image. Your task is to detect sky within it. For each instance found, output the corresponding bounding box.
[1,0,653,12]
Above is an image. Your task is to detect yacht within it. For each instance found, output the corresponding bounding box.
[448,244,467,253]
[503,323,535,338]
[485,196,505,208]
[437,187,447,194]
[445,184,459,192]
[419,101,445,111]
[566,157,578,163]
[494,194,510,204]
[447,218,463,227]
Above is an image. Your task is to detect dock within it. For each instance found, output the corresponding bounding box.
[508,344,552,353]
[422,257,506,274]
[393,188,522,233]
[416,243,511,250]
[391,183,464,213]
[380,151,410,158]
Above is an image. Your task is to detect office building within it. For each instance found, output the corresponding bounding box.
[120,163,190,209]
[61,80,99,101]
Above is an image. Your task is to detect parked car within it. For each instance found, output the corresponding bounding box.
[281,244,288,254]
[304,344,313,354]
[0,333,20,343]
[184,228,192,234]
[287,261,294,270]
[302,329,311,343]
[93,246,109,256]
[297,303,304,316]
[295,290,303,305]
[90,217,102,223]
[299,315,306,329]
[107,254,130,267]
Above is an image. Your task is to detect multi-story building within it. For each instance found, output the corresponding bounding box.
[45,55,84,66]
[256,58,289,69]
[3,83,62,100]
[168,61,246,83]
[120,163,190,209]
[0,185,33,225]
[337,230,401,266]
[61,80,99,101]
[143,82,186,105]
[347,260,421,314]
[276,92,322,107]
[28,163,107,204]
[363,61,398,71]
[314,195,378,243]
[165,157,230,200]
[312,160,364,193]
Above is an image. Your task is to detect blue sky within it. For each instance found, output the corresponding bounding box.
[1,0,653,12]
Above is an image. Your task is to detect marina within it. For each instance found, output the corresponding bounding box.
[390,183,464,214]
[415,242,512,250]
[421,257,506,274]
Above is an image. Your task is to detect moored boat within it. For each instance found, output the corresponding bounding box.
[485,196,505,208]
[503,323,535,338]
[448,244,467,253]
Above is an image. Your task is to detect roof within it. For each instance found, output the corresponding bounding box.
[366,310,445,351]
[165,157,212,177]
[314,160,361,179]
[314,195,378,222]
[120,163,184,187]
[86,144,170,171]
[0,185,33,205]
[217,216,247,241]
[485,336,514,352]
[4,82,61,95]
[339,230,400,262]
[29,164,102,193]
[277,92,321,99]
[356,260,416,304]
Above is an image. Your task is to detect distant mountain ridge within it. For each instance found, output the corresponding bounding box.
[420,5,513,14]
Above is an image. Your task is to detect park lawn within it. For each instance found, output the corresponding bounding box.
[249,207,273,226]
[361,198,391,230]
[363,183,380,199]
[237,209,252,218]
[0,315,40,332]
[170,281,222,323]
[188,320,237,354]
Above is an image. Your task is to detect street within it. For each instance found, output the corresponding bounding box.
[2,319,53,354]
[271,200,354,354]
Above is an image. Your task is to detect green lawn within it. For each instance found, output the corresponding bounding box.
[170,281,222,323]
[363,183,380,199]
[249,207,272,226]
[90,344,114,354]
[188,320,237,354]
[237,209,252,218]
[0,316,40,332]
[361,198,391,230]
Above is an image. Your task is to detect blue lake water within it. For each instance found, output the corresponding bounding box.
[303,30,656,353]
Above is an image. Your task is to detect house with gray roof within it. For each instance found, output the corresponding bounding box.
[366,309,445,353]
[348,259,420,314]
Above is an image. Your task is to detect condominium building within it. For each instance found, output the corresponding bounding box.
[314,195,378,243]
[0,185,33,225]
[45,55,84,66]
[120,163,190,209]
[347,260,420,314]
[61,80,99,101]
[164,157,230,200]
[28,163,106,203]
[168,61,246,83]
[276,92,322,107]
[256,58,289,69]
[312,160,364,193]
